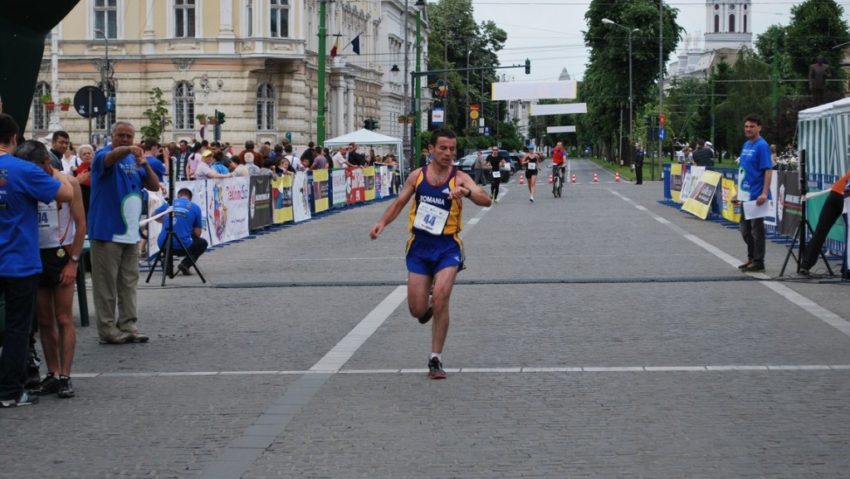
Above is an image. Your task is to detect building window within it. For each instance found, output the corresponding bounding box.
[714,4,719,10]
[32,82,50,132]
[270,0,289,38]
[256,83,275,130]
[174,81,195,130]
[729,14,735,33]
[175,0,196,38]
[94,0,118,39]
[743,14,747,33]
[714,15,719,33]
[96,80,116,131]
[245,0,253,36]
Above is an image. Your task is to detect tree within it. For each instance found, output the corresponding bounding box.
[785,0,850,94]
[714,50,771,155]
[583,0,683,163]
[141,87,171,141]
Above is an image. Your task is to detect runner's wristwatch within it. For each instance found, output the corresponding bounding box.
[70,255,80,262]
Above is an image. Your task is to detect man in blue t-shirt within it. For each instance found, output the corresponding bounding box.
[142,138,166,182]
[736,114,773,272]
[154,188,207,277]
[0,114,73,408]
[89,121,161,345]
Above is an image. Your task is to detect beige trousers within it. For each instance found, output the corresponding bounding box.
[90,240,140,339]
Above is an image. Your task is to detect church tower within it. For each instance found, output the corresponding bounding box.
[704,0,753,51]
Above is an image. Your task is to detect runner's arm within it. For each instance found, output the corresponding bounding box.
[60,177,86,286]
[452,171,492,207]
[369,168,420,239]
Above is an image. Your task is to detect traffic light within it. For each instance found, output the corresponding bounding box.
[215,109,226,125]
[659,114,665,127]
[364,118,378,130]
[524,58,531,75]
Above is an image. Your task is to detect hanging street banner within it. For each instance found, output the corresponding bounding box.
[491,80,577,101]
[206,177,250,246]
[720,177,741,223]
[682,170,722,219]
[431,107,445,125]
[292,171,312,223]
[546,126,577,134]
[530,103,587,116]
[272,175,294,224]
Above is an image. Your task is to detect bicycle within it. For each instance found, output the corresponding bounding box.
[551,164,565,198]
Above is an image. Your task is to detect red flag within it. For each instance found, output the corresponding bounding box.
[330,36,339,58]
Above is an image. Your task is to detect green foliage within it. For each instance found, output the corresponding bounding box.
[583,0,683,162]
[785,0,850,94]
[141,87,171,141]
[714,50,771,155]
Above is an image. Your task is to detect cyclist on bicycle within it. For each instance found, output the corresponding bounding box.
[551,141,567,183]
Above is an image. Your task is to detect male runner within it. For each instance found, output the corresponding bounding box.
[370,128,491,379]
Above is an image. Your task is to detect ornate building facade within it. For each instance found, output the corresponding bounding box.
[27,0,429,150]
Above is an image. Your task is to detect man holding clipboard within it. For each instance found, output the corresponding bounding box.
[736,114,773,273]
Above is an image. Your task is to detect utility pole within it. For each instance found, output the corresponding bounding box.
[403,0,410,169]
[770,34,779,119]
[317,0,328,145]
[658,0,664,180]
[413,0,424,165]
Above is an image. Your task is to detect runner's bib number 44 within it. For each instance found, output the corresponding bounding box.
[413,202,449,235]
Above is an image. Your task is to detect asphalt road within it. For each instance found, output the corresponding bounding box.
[2,159,849,478]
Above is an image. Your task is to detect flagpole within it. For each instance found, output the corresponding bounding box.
[317,0,328,145]
[402,0,410,170]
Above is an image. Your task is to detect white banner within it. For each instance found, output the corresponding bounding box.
[206,177,250,246]
[379,166,391,198]
[531,103,587,116]
[491,80,578,101]
[764,172,779,227]
[546,126,577,134]
[292,171,312,223]
[331,169,347,208]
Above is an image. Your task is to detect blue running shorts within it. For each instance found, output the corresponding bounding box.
[406,234,464,276]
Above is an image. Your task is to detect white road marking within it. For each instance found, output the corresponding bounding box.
[70,364,850,377]
[608,190,850,338]
[468,217,480,225]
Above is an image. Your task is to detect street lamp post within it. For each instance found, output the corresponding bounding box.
[602,18,639,166]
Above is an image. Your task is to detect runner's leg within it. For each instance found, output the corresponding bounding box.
[53,282,77,377]
[36,289,59,376]
[407,272,432,319]
[430,266,458,354]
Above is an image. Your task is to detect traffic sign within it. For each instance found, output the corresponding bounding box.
[658,127,665,140]
[73,86,106,118]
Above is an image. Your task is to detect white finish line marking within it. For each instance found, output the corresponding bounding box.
[608,189,850,338]
[71,365,850,378]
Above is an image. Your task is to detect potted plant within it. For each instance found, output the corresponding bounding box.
[60,97,72,111]
[196,113,207,125]
[397,115,408,123]
[40,94,55,111]
[207,115,217,125]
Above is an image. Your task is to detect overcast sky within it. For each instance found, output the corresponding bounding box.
[471,0,850,83]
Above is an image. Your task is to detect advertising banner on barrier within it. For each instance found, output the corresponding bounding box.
[682,170,722,219]
[720,178,741,223]
[764,173,779,227]
[249,176,273,230]
[680,166,705,202]
[292,171,312,223]
[778,172,802,236]
[364,166,376,201]
[311,169,330,213]
[346,167,366,204]
[331,169,347,208]
[375,166,384,199]
[176,180,210,241]
[206,177,250,246]
[807,191,847,244]
[380,166,391,198]
[670,163,684,202]
[272,175,293,224]
[145,190,167,258]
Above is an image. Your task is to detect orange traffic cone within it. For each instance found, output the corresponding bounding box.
[615,172,621,182]
[571,173,577,183]
[592,172,599,183]
[519,175,525,185]
[547,173,553,184]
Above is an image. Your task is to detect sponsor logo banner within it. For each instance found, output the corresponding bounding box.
[720,177,741,223]
[292,171,312,223]
[331,169,347,208]
[249,175,273,230]
[206,177,250,246]
[346,167,366,204]
[311,169,330,213]
[682,170,722,220]
[272,175,293,224]
[364,166,376,201]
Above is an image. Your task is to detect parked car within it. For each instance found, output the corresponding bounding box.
[454,153,478,174]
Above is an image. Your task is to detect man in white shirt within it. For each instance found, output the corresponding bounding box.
[332,146,347,169]
[194,150,230,180]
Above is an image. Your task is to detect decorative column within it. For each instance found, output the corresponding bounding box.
[219,0,236,54]
[142,0,155,54]
[48,27,62,132]
[345,77,356,133]
[330,73,345,138]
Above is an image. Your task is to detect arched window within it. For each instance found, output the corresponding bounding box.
[96,80,116,131]
[31,82,50,132]
[743,15,747,33]
[729,14,735,33]
[714,15,720,33]
[270,0,289,38]
[174,81,195,130]
[256,83,275,130]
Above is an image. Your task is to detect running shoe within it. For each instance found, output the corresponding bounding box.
[737,261,752,270]
[418,306,433,325]
[31,374,60,396]
[428,357,447,380]
[529,196,534,203]
[57,377,75,399]
[0,391,39,408]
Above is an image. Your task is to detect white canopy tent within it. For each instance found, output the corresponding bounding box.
[324,129,405,176]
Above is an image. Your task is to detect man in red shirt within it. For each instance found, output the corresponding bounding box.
[551,142,566,182]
